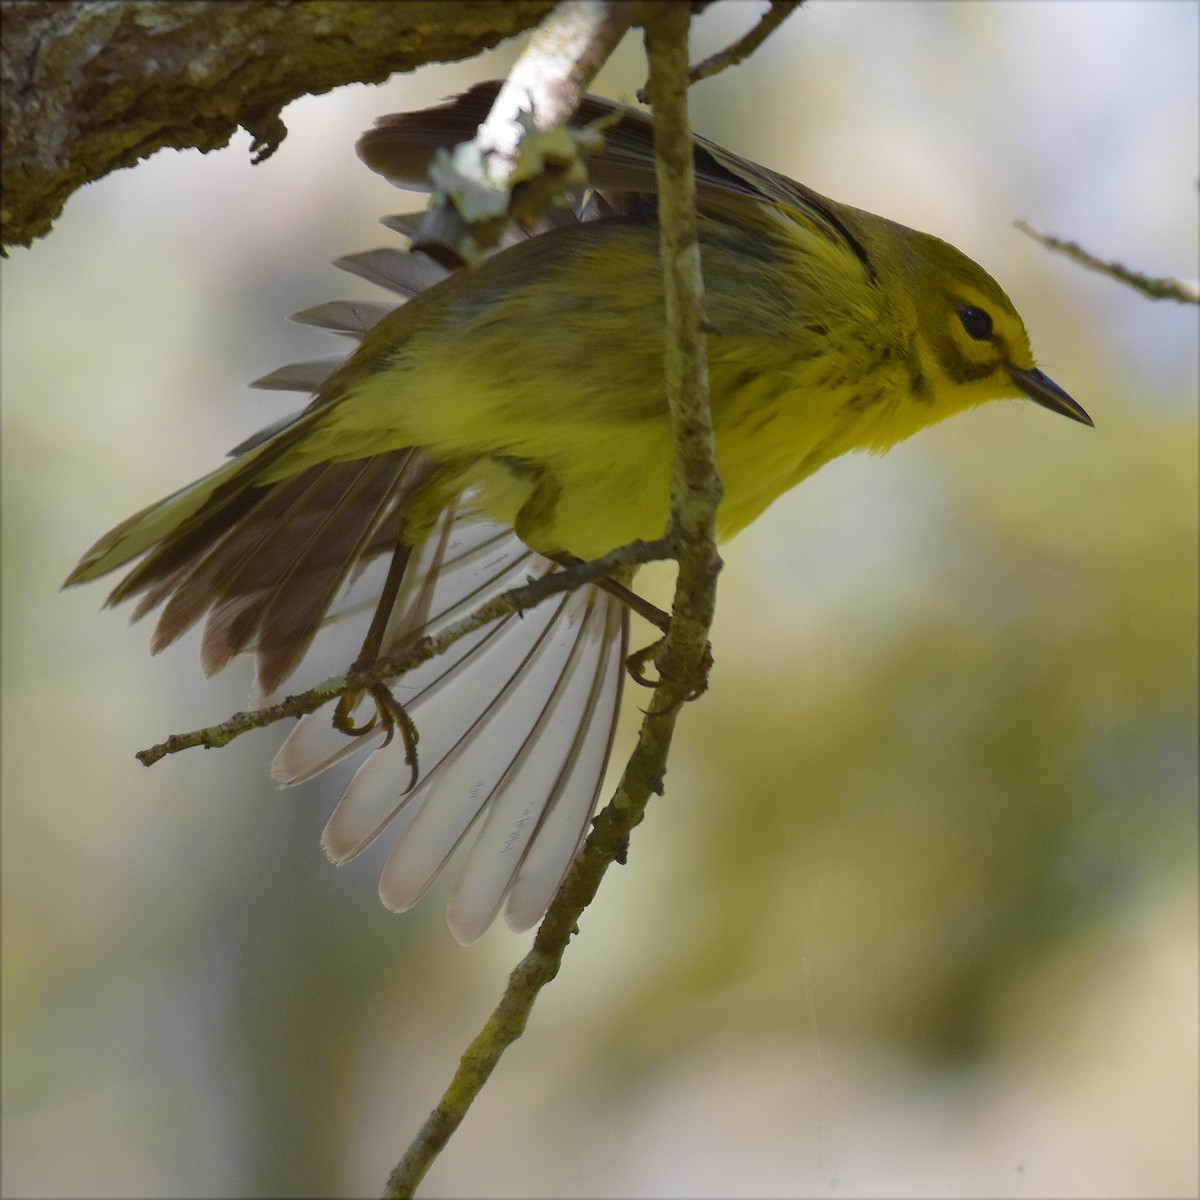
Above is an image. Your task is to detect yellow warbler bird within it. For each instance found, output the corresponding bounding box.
[66,84,1091,943]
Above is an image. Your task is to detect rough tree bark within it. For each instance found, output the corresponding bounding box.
[0,0,556,251]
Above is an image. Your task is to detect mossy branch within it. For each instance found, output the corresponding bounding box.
[409,0,646,265]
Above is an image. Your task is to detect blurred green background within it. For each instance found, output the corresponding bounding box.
[3,2,1196,1197]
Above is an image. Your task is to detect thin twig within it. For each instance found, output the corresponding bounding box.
[637,0,804,102]
[382,7,719,1195]
[1016,219,1199,305]
[135,537,671,767]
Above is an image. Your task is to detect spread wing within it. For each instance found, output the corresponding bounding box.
[357,80,874,272]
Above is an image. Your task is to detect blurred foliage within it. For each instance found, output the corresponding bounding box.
[590,405,1197,1078]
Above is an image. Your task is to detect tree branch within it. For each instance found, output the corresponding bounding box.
[637,0,804,101]
[134,536,672,767]
[1016,219,1200,305]
[410,0,646,265]
[1,0,556,251]
[381,6,720,1195]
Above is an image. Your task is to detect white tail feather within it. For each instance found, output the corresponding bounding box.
[447,589,627,942]
[502,595,627,934]
[268,508,629,941]
[374,591,600,916]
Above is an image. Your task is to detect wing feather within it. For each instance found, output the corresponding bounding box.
[250,353,346,393]
[332,248,450,298]
[356,81,874,273]
[290,299,397,337]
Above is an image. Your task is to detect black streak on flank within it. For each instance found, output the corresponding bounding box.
[908,359,931,403]
[728,367,761,394]
[724,368,765,429]
[748,397,785,436]
[842,383,887,414]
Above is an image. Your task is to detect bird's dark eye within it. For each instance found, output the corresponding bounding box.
[957,306,994,341]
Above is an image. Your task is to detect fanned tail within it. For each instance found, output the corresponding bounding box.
[268,503,629,944]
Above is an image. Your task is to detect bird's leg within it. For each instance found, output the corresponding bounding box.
[611,585,670,692]
[550,553,709,696]
[332,540,421,790]
[597,574,672,635]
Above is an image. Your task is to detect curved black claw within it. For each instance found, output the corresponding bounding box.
[625,638,713,702]
[626,638,663,689]
[332,682,421,791]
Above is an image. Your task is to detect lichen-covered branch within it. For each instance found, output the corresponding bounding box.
[411,0,646,264]
[1,0,556,251]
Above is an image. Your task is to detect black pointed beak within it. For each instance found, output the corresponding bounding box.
[1011,366,1093,427]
